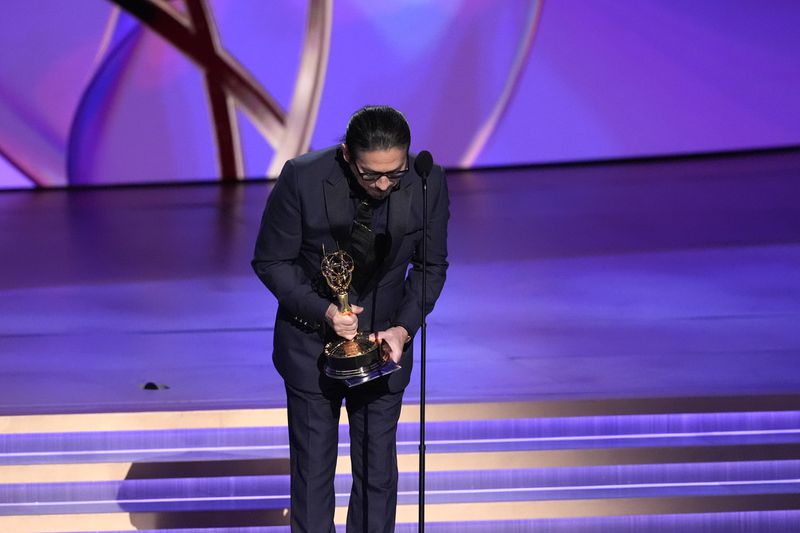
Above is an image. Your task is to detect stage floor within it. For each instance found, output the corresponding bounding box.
[1,150,798,415]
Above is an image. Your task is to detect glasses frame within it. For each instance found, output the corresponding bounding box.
[352,154,409,182]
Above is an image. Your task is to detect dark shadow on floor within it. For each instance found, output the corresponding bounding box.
[120,458,292,528]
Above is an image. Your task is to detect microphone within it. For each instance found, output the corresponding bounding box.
[414,150,433,180]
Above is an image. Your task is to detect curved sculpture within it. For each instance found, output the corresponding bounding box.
[106,0,332,180]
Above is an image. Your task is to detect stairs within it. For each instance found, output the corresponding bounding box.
[2,397,800,532]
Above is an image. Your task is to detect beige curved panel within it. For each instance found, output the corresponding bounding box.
[460,0,545,168]
[268,0,333,176]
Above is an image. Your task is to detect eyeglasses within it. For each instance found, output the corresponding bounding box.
[353,162,409,182]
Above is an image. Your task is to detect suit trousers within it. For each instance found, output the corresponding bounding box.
[284,378,404,533]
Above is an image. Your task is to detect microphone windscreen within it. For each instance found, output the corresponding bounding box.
[414,150,433,178]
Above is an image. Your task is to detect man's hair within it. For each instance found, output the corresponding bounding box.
[344,105,411,160]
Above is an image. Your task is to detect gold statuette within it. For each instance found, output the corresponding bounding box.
[320,248,399,386]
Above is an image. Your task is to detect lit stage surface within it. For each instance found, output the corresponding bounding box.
[1,149,799,531]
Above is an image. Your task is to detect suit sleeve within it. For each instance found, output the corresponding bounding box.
[391,167,450,337]
[252,160,331,326]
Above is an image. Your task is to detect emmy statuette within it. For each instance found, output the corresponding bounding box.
[321,249,401,387]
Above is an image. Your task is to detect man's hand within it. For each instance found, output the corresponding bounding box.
[373,326,409,364]
[325,303,363,340]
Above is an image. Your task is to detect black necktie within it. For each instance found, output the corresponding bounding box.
[350,200,376,293]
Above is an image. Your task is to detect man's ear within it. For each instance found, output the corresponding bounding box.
[340,143,350,163]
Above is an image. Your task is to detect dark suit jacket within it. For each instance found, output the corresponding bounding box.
[252,146,449,393]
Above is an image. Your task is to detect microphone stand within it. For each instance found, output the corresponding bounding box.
[418,165,428,533]
[412,150,433,532]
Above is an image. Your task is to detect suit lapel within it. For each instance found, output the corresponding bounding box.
[383,179,414,271]
[323,171,352,251]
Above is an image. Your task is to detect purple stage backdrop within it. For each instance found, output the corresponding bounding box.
[1,0,799,189]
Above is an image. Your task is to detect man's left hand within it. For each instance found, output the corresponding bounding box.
[373,326,409,364]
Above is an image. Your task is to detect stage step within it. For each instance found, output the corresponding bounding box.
[47,512,800,533]
[4,409,800,466]
[3,461,800,514]
[2,400,800,531]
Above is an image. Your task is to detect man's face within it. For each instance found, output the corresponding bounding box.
[344,145,407,200]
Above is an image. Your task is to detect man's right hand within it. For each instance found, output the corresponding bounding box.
[325,303,363,340]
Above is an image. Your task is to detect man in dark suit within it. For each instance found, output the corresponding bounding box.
[252,105,449,532]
